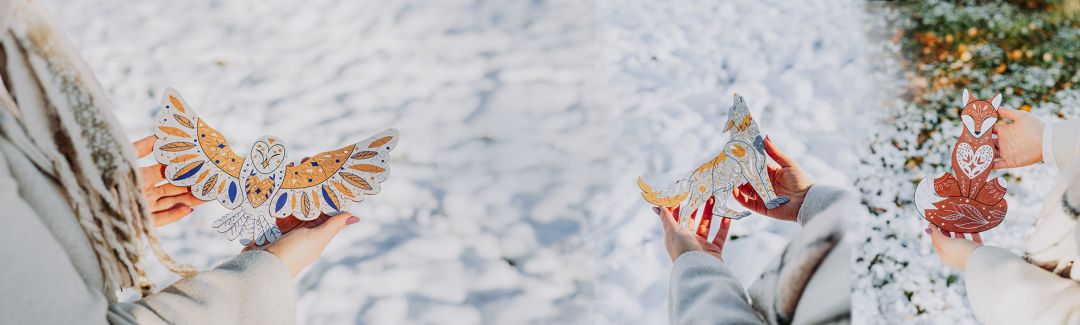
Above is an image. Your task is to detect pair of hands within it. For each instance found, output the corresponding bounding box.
[656,137,814,262]
[929,107,1045,270]
[133,135,355,278]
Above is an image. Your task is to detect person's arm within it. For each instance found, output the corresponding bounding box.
[964,246,1080,325]
[105,250,297,325]
[794,184,851,226]
[669,251,763,324]
[1,143,296,324]
[654,206,763,324]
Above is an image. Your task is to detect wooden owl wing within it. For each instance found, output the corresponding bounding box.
[269,129,399,220]
[153,88,247,209]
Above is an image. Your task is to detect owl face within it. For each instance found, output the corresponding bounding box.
[249,136,287,174]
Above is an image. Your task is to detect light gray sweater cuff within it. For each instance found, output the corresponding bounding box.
[669,251,762,324]
[796,184,850,226]
[1042,121,1057,171]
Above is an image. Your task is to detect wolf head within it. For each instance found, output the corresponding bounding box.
[958,89,1002,139]
[723,93,751,133]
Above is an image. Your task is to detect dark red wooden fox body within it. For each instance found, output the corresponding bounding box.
[918,90,1008,234]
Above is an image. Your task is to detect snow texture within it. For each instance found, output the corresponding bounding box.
[42,0,877,323]
[594,0,871,323]
[43,0,595,324]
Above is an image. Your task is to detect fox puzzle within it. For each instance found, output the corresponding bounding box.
[914,89,1008,236]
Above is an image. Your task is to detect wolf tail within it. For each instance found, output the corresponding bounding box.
[637,176,690,208]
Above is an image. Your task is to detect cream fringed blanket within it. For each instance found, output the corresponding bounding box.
[0,0,192,301]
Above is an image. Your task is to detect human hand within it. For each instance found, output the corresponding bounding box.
[133,135,206,227]
[927,224,983,270]
[992,107,1045,169]
[258,212,359,278]
[656,205,729,262]
[731,137,814,222]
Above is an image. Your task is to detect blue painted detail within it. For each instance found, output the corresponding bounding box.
[754,135,765,154]
[322,188,338,210]
[275,194,288,212]
[174,162,204,181]
[228,182,237,202]
[311,161,319,167]
[218,144,226,149]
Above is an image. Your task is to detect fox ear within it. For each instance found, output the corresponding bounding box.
[960,89,971,107]
[990,93,1002,110]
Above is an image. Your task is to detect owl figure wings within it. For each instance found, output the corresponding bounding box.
[153,88,398,245]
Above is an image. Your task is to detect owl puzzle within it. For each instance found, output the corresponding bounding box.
[153,88,398,245]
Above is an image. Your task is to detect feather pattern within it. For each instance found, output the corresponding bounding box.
[155,88,397,244]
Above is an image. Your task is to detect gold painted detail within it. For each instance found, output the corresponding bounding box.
[282,144,357,189]
[196,119,244,178]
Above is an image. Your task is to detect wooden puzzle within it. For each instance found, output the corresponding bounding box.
[638,93,789,242]
[914,89,1008,236]
[153,88,398,245]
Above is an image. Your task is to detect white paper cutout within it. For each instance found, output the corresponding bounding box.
[153,88,398,245]
[638,93,789,242]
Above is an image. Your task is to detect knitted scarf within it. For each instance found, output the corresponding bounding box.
[0,0,193,302]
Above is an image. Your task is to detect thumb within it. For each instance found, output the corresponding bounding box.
[764,137,797,168]
[132,135,156,158]
[997,106,1024,121]
[313,212,357,241]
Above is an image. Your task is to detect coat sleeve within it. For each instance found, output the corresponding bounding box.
[1046,119,1080,175]
[106,250,298,325]
[669,251,764,325]
[796,184,853,226]
[965,246,1080,325]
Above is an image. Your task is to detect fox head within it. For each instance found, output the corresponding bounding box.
[723,93,751,133]
[958,89,1002,139]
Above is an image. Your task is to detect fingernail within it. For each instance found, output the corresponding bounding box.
[652,207,662,215]
[924,227,931,235]
[346,216,359,225]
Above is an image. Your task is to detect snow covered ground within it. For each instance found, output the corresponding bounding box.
[43,0,596,323]
[594,0,871,323]
[44,0,877,323]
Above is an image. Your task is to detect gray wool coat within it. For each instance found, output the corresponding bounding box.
[669,184,854,325]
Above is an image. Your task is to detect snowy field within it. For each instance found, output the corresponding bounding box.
[43,0,597,323]
[44,0,879,323]
[594,0,871,323]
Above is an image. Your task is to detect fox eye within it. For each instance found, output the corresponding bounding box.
[961,115,976,133]
[979,118,997,134]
